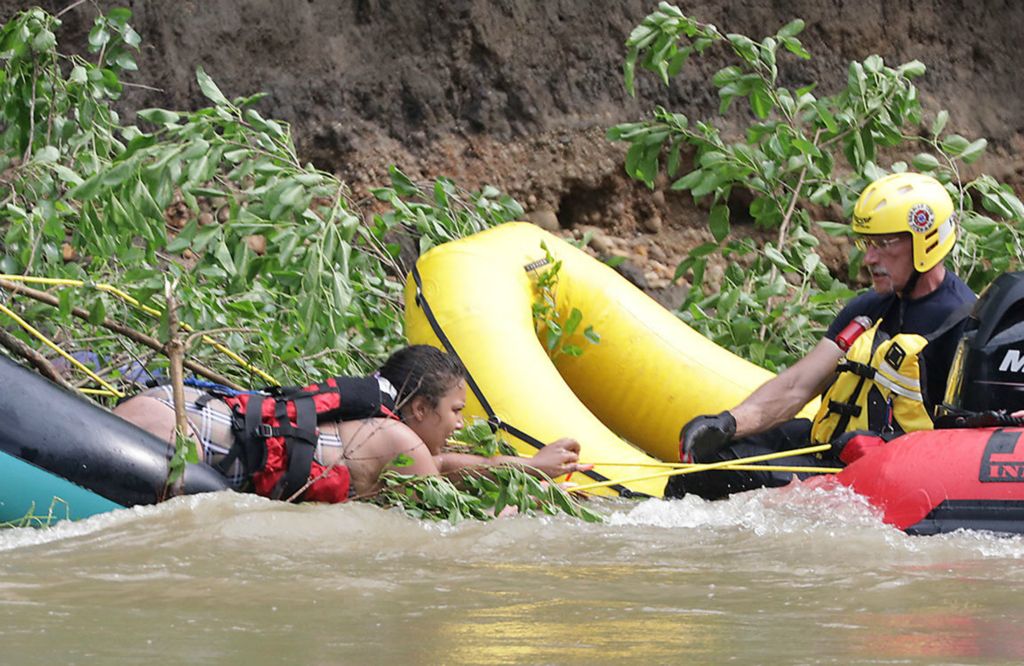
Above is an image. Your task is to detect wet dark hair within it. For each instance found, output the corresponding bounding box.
[378,345,465,409]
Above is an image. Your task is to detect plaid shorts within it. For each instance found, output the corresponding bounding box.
[148,385,346,490]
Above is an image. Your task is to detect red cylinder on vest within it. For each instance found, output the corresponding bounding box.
[835,315,872,352]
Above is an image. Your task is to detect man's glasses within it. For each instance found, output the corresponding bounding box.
[853,235,907,252]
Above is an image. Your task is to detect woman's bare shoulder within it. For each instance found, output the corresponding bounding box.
[337,417,415,442]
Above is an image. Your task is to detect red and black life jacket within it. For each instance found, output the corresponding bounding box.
[216,375,398,502]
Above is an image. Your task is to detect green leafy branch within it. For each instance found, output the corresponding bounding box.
[371,167,523,257]
[612,3,1024,370]
[373,453,602,523]
[530,241,600,360]
[0,7,519,394]
[446,417,519,457]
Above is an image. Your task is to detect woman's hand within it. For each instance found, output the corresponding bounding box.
[529,437,582,479]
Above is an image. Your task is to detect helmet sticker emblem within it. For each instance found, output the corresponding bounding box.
[908,204,935,233]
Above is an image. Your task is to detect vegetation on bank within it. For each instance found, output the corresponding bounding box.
[614,2,1024,370]
[0,6,595,523]
[0,7,523,388]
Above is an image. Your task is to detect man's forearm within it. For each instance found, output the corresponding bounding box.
[730,381,813,437]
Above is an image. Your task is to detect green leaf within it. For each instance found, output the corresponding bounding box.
[279,183,305,209]
[546,327,560,352]
[331,271,352,312]
[690,242,719,258]
[897,60,926,78]
[726,33,758,63]
[391,453,414,468]
[100,160,135,186]
[30,28,55,53]
[960,214,997,234]
[114,52,137,71]
[137,108,180,125]
[712,66,742,87]
[188,187,230,198]
[99,67,122,95]
[123,26,141,48]
[792,138,821,157]
[52,165,83,186]
[776,19,805,39]
[808,184,833,206]
[69,65,87,84]
[911,153,940,171]
[665,141,682,177]
[860,126,876,164]
[563,307,583,336]
[690,168,725,198]
[699,151,726,167]
[195,66,229,106]
[941,134,970,155]
[781,36,811,59]
[166,218,199,252]
[624,50,637,96]
[624,142,657,187]
[1000,191,1024,219]
[931,110,949,137]
[87,297,106,325]
[68,174,105,200]
[214,238,236,275]
[33,145,59,163]
[764,246,791,270]
[708,204,730,242]
[802,252,821,273]
[749,85,774,119]
[57,288,74,318]
[959,138,988,164]
[107,8,132,22]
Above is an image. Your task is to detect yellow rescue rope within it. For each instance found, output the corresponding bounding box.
[0,300,123,397]
[0,274,275,385]
[583,460,843,474]
[568,443,832,493]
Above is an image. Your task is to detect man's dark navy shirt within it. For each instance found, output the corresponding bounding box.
[825,271,976,409]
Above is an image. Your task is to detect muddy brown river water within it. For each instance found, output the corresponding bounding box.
[2,486,1023,665]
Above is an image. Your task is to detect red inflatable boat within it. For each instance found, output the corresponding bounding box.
[835,427,1024,535]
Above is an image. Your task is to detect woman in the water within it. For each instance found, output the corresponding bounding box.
[113,345,583,500]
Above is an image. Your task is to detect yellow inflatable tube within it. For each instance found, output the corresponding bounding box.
[405,222,817,498]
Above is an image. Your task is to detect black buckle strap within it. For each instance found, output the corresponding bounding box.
[193,392,216,410]
[827,400,862,418]
[217,394,268,481]
[243,395,267,473]
[836,360,875,379]
[275,395,317,501]
[827,375,868,445]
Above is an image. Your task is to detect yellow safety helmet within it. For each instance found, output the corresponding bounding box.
[851,172,957,272]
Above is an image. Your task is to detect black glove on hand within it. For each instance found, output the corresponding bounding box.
[679,411,737,463]
[828,429,887,465]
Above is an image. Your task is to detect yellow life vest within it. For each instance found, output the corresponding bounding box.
[810,321,934,444]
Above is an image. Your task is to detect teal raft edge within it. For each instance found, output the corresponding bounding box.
[0,449,123,525]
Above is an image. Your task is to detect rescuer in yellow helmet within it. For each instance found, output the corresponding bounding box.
[667,172,977,500]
